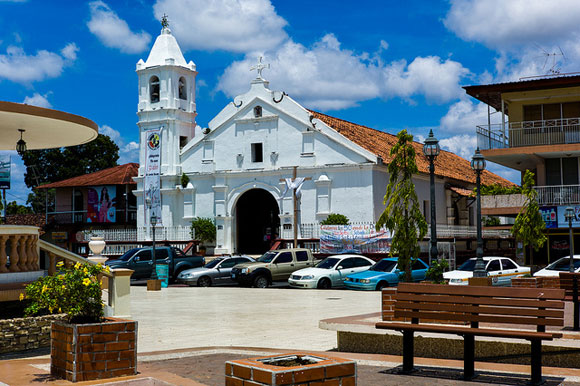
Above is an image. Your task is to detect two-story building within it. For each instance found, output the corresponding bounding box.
[466,75,580,264]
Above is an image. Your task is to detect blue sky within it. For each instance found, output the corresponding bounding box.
[2,0,580,205]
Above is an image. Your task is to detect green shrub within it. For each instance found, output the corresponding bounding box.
[23,262,108,324]
[320,213,350,225]
[478,183,522,196]
[425,259,449,284]
[483,216,501,226]
[190,217,216,245]
[181,173,190,188]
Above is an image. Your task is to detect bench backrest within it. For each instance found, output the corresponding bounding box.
[558,272,580,298]
[394,283,565,331]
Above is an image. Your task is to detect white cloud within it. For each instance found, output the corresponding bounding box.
[88,1,151,54]
[439,134,477,161]
[444,0,580,51]
[218,35,470,110]
[0,44,76,83]
[60,43,79,61]
[99,124,122,143]
[153,0,288,53]
[23,93,52,108]
[99,125,139,165]
[439,99,504,134]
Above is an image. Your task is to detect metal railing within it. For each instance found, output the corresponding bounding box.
[47,209,137,224]
[477,117,580,150]
[82,226,192,242]
[534,185,580,205]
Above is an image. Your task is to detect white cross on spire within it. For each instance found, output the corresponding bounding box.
[250,56,270,79]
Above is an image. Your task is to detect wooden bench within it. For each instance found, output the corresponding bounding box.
[559,272,580,331]
[376,283,565,385]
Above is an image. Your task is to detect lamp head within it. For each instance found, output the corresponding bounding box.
[422,129,440,158]
[150,214,158,226]
[16,129,27,155]
[471,147,486,172]
[564,207,575,221]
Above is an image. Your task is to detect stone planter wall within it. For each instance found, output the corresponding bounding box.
[51,317,137,382]
[512,277,560,288]
[226,352,356,386]
[0,314,67,354]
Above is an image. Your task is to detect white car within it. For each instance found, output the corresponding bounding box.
[288,254,374,289]
[534,255,580,277]
[443,256,530,286]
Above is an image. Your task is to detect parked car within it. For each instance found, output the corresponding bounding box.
[106,246,205,281]
[231,248,319,288]
[443,256,529,285]
[344,257,429,291]
[177,255,255,286]
[288,254,374,289]
[534,255,580,277]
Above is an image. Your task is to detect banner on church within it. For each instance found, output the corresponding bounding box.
[320,224,391,254]
[145,128,162,224]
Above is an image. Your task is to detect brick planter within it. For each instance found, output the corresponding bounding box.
[51,318,137,382]
[512,277,543,288]
[225,352,356,385]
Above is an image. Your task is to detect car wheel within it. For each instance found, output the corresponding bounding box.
[376,281,388,291]
[317,278,331,289]
[197,276,212,287]
[254,275,269,288]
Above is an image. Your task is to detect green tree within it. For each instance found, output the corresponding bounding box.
[376,129,427,282]
[190,217,216,245]
[320,213,350,225]
[21,134,119,213]
[5,201,33,215]
[511,170,546,273]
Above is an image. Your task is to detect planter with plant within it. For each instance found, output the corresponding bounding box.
[425,258,449,284]
[24,261,137,382]
[190,217,216,256]
[180,172,190,188]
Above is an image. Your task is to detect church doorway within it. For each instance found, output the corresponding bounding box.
[235,189,280,254]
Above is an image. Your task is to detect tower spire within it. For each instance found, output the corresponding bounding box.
[161,14,169,29]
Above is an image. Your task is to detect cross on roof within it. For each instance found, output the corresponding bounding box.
[161,14,169,28]
[250,56,270,79]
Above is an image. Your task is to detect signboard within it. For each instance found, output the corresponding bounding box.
[556,205,580,228]
[52,231,68,241]
[320,224,391,254]
[540,206,558,228]
[145,128,162,224]
[0,155,10,189]
[87,185,116,223]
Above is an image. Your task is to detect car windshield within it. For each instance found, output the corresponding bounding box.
[257,252,277,263]
[369,259,397,272]
[116,248,142,261]
[457,259,477,271]
[546,257,580,271]
[316,258,340,269]
[204,259,223,269]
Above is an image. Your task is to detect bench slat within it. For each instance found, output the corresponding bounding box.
[395,293,565,309]
[395,300,564,319]
[395,310,564,326]
[397,282,565,300]
[375,321,562,340]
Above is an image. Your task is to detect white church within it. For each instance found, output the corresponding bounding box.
[135,23,511,255]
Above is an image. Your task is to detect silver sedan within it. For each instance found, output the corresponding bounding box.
[177,255,255,287]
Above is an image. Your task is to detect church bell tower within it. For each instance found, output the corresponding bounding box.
[136,15,197,178]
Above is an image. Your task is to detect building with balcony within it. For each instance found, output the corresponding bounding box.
[36,163,138,255]
[465,75,580,264]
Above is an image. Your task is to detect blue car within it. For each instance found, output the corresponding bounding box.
[344,257,429,291]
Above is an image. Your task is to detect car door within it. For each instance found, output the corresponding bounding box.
[215,258,238,284]
[500,258,519,285]
[132,249,152,279]
[271,252,294,280]
[485,259,502,286]
[294,250,311,270]
[335,257,357,286]
[411,259,429,282]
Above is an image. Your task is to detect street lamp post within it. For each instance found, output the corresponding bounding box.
[565,207,575,272]
[471,148,486,278]
[423,129,440,265]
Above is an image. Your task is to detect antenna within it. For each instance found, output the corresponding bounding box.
[534,44,566,75]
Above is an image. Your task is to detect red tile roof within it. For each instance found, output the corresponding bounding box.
[37,163,138,189]
[311,111,514,187]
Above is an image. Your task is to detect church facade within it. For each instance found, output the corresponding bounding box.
[135,25,511,255]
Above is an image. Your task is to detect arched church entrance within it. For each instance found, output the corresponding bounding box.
[235,189,280,254]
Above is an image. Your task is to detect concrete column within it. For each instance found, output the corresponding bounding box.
[0,235,8,273]
[25,235,35,271]
[18,235,28,271]
[9,235,20,272]
[109,268,134,318]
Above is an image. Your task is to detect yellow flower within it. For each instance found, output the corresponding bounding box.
[82,278,91,286]
[61,285,66,290]
[105,266,110,273]
[83,267,88,274]
[97,263,102,268]
[48,306,53,313]
[58,308,62,313]
[41,285,48,293]
[19,293,24,301]
[56,261,64,268]
[74,262,81,269]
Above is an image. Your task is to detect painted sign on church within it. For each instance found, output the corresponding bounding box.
[320,224,391,254]
[145,128,162,224]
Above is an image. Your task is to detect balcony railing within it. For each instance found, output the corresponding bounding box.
[534,185,580,206]
[47,209,137,224]
[82,226,192,242]
[477,117,580,150]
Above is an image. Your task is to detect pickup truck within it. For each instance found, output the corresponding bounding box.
[106,246,205,281]
[230,248,319,288]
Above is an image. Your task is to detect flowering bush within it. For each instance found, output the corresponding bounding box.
[23,262,109,324]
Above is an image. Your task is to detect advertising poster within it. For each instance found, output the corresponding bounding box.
[540,206,558,228]
[320,224,391,254]
[86,185,116,223]
[556,205,580,228]
[145,128,162,224]
[0,155,10,189]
